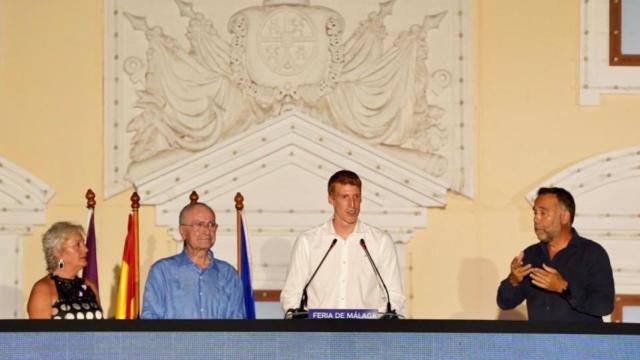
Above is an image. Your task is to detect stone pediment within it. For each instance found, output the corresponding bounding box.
[136,110,447,210]
[0,156,54,233]
[135,111,448,290]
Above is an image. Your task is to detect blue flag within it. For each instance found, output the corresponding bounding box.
[240,216,256,319]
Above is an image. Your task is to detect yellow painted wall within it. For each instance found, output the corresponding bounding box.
[0,0,175,317]
[1,0,638,318]
[408,1,640,319]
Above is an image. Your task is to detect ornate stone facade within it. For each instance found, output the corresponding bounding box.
[104,0,474,198]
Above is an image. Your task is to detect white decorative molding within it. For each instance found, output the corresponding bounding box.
[528,145,640,294]
[0,156,55,319]
[0,158,54,228]
[135,110,448,290]
[580,0,640,105]
[104,0,474,198]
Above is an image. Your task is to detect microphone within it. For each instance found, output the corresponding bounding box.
[285,238,337,319]
[360,238,398,319]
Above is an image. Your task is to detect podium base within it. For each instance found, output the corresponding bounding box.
[284,309,308,319]
[379,312,401,320]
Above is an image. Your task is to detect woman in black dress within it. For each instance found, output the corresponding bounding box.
[27,222,103,319]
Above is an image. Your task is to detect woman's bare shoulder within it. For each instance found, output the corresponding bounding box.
[27,274,56,319]
[31,274,55,292]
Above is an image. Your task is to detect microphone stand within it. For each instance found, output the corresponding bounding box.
[360,239,399,320]
[285,238,338,319]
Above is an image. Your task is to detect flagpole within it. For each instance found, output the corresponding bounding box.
[85,189,96,210]
[190,190,199,204]
[130,191,140,318]
[235,192,256,318]
[85,189,95,240]
[83,189,98,289]
[235,192,243,273]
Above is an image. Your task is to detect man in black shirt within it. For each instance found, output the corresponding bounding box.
[497,187,615,321]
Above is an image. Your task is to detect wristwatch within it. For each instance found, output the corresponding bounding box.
[560,283,571,298]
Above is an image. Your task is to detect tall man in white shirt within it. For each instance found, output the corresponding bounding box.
[280,170,405,316]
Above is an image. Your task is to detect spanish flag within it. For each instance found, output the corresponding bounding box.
[115,213,138,319]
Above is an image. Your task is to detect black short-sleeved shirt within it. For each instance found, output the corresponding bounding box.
[497,229,615,322]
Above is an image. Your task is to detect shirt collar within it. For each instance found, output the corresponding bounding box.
[327,218,363,239]
[177,248,215,269]
[567,227,584,249]
[539,227,583,253]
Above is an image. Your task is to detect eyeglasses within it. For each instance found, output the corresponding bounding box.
[181,221,218,230]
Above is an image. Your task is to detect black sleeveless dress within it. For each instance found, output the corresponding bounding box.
[50,274,103,320]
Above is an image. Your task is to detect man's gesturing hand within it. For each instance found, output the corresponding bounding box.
[509,252,532,286]
[530,264,568,293]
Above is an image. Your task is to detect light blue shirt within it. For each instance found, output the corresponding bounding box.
[141,250,246,319]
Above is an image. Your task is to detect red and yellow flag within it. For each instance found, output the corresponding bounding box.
[115,213,139,319]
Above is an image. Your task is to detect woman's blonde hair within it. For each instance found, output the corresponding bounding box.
[42,222,85,271]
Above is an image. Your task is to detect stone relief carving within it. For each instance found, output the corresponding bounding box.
[105,0,472,197]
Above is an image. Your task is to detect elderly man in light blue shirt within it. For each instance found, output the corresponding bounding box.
[141,202,245,319]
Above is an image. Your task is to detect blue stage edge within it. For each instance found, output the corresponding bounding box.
[1,320,639,359]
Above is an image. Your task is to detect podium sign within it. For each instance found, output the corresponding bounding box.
[308,309,378,319]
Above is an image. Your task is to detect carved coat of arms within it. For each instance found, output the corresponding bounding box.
[107,0,471,197]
